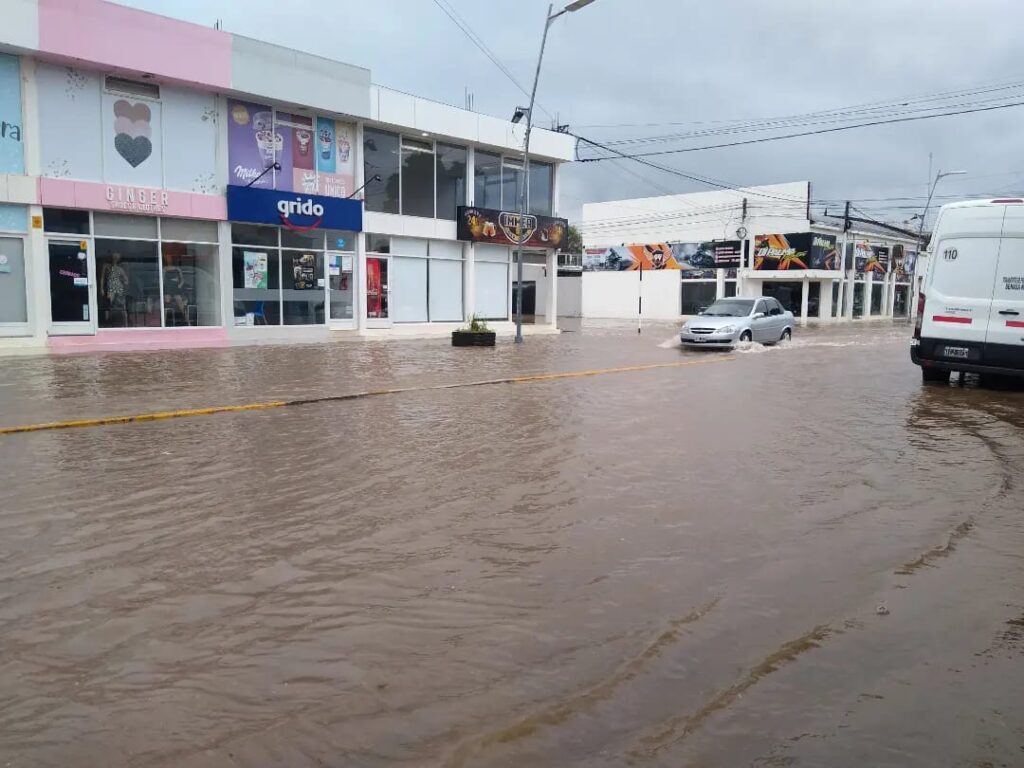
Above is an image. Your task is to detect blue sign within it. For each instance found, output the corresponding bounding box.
[227,185,362,232]
[0,54,24,175]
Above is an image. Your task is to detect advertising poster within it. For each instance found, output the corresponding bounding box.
[752,233,839,270]
[228,100,276,189]
[292,253,317,290]
[315,118,355,198]
[854,242,889,275]
[0,54,24,175]
[457,206,568,250]
[366,258,384,318]
[275,112,314,193]
[893,247,917,282]
[243,251,268,289]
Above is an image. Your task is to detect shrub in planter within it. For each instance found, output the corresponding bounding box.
[452,316,496,347]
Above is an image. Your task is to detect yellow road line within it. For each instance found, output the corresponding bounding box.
[0,355,733,436]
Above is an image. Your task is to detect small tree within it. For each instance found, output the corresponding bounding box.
[566,224,583,255]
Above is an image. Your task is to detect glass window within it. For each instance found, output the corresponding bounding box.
[527,161,553,216]
[232,246,280,325]
[392,236,428,258]
[43,208,90,234]
[474,151,502,210]
[96,238,161,328]
[161,218,218,243]
[162,242,219,326]
[475,261,508,320]
[366,257,389,319]
[755,299,769,315]
[429,240,463,260]
[322,229,356,252]
[724,281,737,298]
[401,138,435,218]
[391,255,428,322]
[367,233,391,254]
[0,237,27,323]
[364,128,400,214]
[501,159,522,211]
[436,143,467,220]
[681,282,717,315]
[281,250,325,325]
[94,213,158,239]
[281,228,325,250]
[429,258,462,321]
[232,224,278,247]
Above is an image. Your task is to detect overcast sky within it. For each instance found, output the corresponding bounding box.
[119,0,1024,225]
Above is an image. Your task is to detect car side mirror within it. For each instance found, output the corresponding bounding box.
[753,312,766,319]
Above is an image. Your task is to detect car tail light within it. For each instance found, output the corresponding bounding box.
[913,292,926,339]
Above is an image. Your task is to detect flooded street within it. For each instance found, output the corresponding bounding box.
[1,321,1023,767]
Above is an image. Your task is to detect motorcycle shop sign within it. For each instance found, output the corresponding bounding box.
[457,206,568,249]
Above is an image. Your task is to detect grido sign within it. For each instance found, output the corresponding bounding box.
[227,185,363,232]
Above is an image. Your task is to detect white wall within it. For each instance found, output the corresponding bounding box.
[582,182,811,247]
[557,274,581,317]
[582,270,680,319]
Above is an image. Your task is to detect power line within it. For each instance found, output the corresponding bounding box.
[578,98,1024,161]
[430,0,553,120]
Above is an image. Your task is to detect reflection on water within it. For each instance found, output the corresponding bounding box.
[1,321,1022,767]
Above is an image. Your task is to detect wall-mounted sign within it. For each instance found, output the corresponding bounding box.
[753,232,839,270]
[227,185,363,232]
[105,184,170,214]
[583,241,740,278]
[31,215,42,229]
[457,206,568,250]
[0,54,24,176]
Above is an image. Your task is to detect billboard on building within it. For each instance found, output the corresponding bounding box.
[753,233,839,270]
[583,240,741,277]
[456,206,568,250]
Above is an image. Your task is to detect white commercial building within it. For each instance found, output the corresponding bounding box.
[0,0,573,353]
[579,182,919,324]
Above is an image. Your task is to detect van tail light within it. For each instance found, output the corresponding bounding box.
[913,292,926,339]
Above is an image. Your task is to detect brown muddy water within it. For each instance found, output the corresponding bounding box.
[1,321,1022,767]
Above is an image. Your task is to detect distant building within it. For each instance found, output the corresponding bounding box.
[578,182,918,322]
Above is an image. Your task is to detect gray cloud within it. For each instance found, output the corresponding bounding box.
[119,0,1024,224]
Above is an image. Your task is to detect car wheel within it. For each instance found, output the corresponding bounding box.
[739,330,752,342]
[921,366,948,384]
[780,328,792,342]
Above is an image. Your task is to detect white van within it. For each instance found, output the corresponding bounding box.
[912,199,1024,382]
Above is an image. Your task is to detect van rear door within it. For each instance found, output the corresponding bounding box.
[983,204,1024,370]
[921,205,1005,356]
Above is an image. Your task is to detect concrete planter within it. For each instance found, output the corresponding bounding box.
[452,330,496,347]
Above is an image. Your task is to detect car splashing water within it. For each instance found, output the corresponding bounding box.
[1,319,1022,767]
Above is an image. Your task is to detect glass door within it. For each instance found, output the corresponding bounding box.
[48,239,96,335]
[327,251,356,328]
[366,256,390,327]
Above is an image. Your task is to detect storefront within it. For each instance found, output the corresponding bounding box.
[226,186,362,329]
[41,207,222,335]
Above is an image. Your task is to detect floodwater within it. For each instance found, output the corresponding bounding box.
[1,321,1023,767]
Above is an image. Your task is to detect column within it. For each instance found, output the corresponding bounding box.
[799,279,809,326]
[545,249,558,324]
[463,147,475,321]
[355,122,367,331]
[818,280,832,321]
[887,274,897,317]
[715,267,726,299]
[217,221,233,328]
[864,272,874,317]
[21,58,47,342]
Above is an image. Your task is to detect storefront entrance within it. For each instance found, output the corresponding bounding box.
[47,239,96,334]
[366,256,390,326]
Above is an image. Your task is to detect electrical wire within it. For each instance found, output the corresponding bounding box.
[577,98,1024,161]
[430,0,554,121]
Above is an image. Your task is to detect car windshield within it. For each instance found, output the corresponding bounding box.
[700,299,754,317]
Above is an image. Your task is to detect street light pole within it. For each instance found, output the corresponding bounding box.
[915,169,966,257]
[514,0,596,343]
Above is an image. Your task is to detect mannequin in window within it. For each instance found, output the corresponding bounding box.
[163,257,188,325]
[101,251,129,326]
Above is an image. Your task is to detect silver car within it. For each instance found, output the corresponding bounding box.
[679,297,794,348]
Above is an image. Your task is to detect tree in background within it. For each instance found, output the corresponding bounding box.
[566,224,582,254]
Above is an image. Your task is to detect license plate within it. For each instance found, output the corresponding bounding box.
[943,346,970,359]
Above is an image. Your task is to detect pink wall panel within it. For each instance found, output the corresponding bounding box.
[38,0,231,89]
